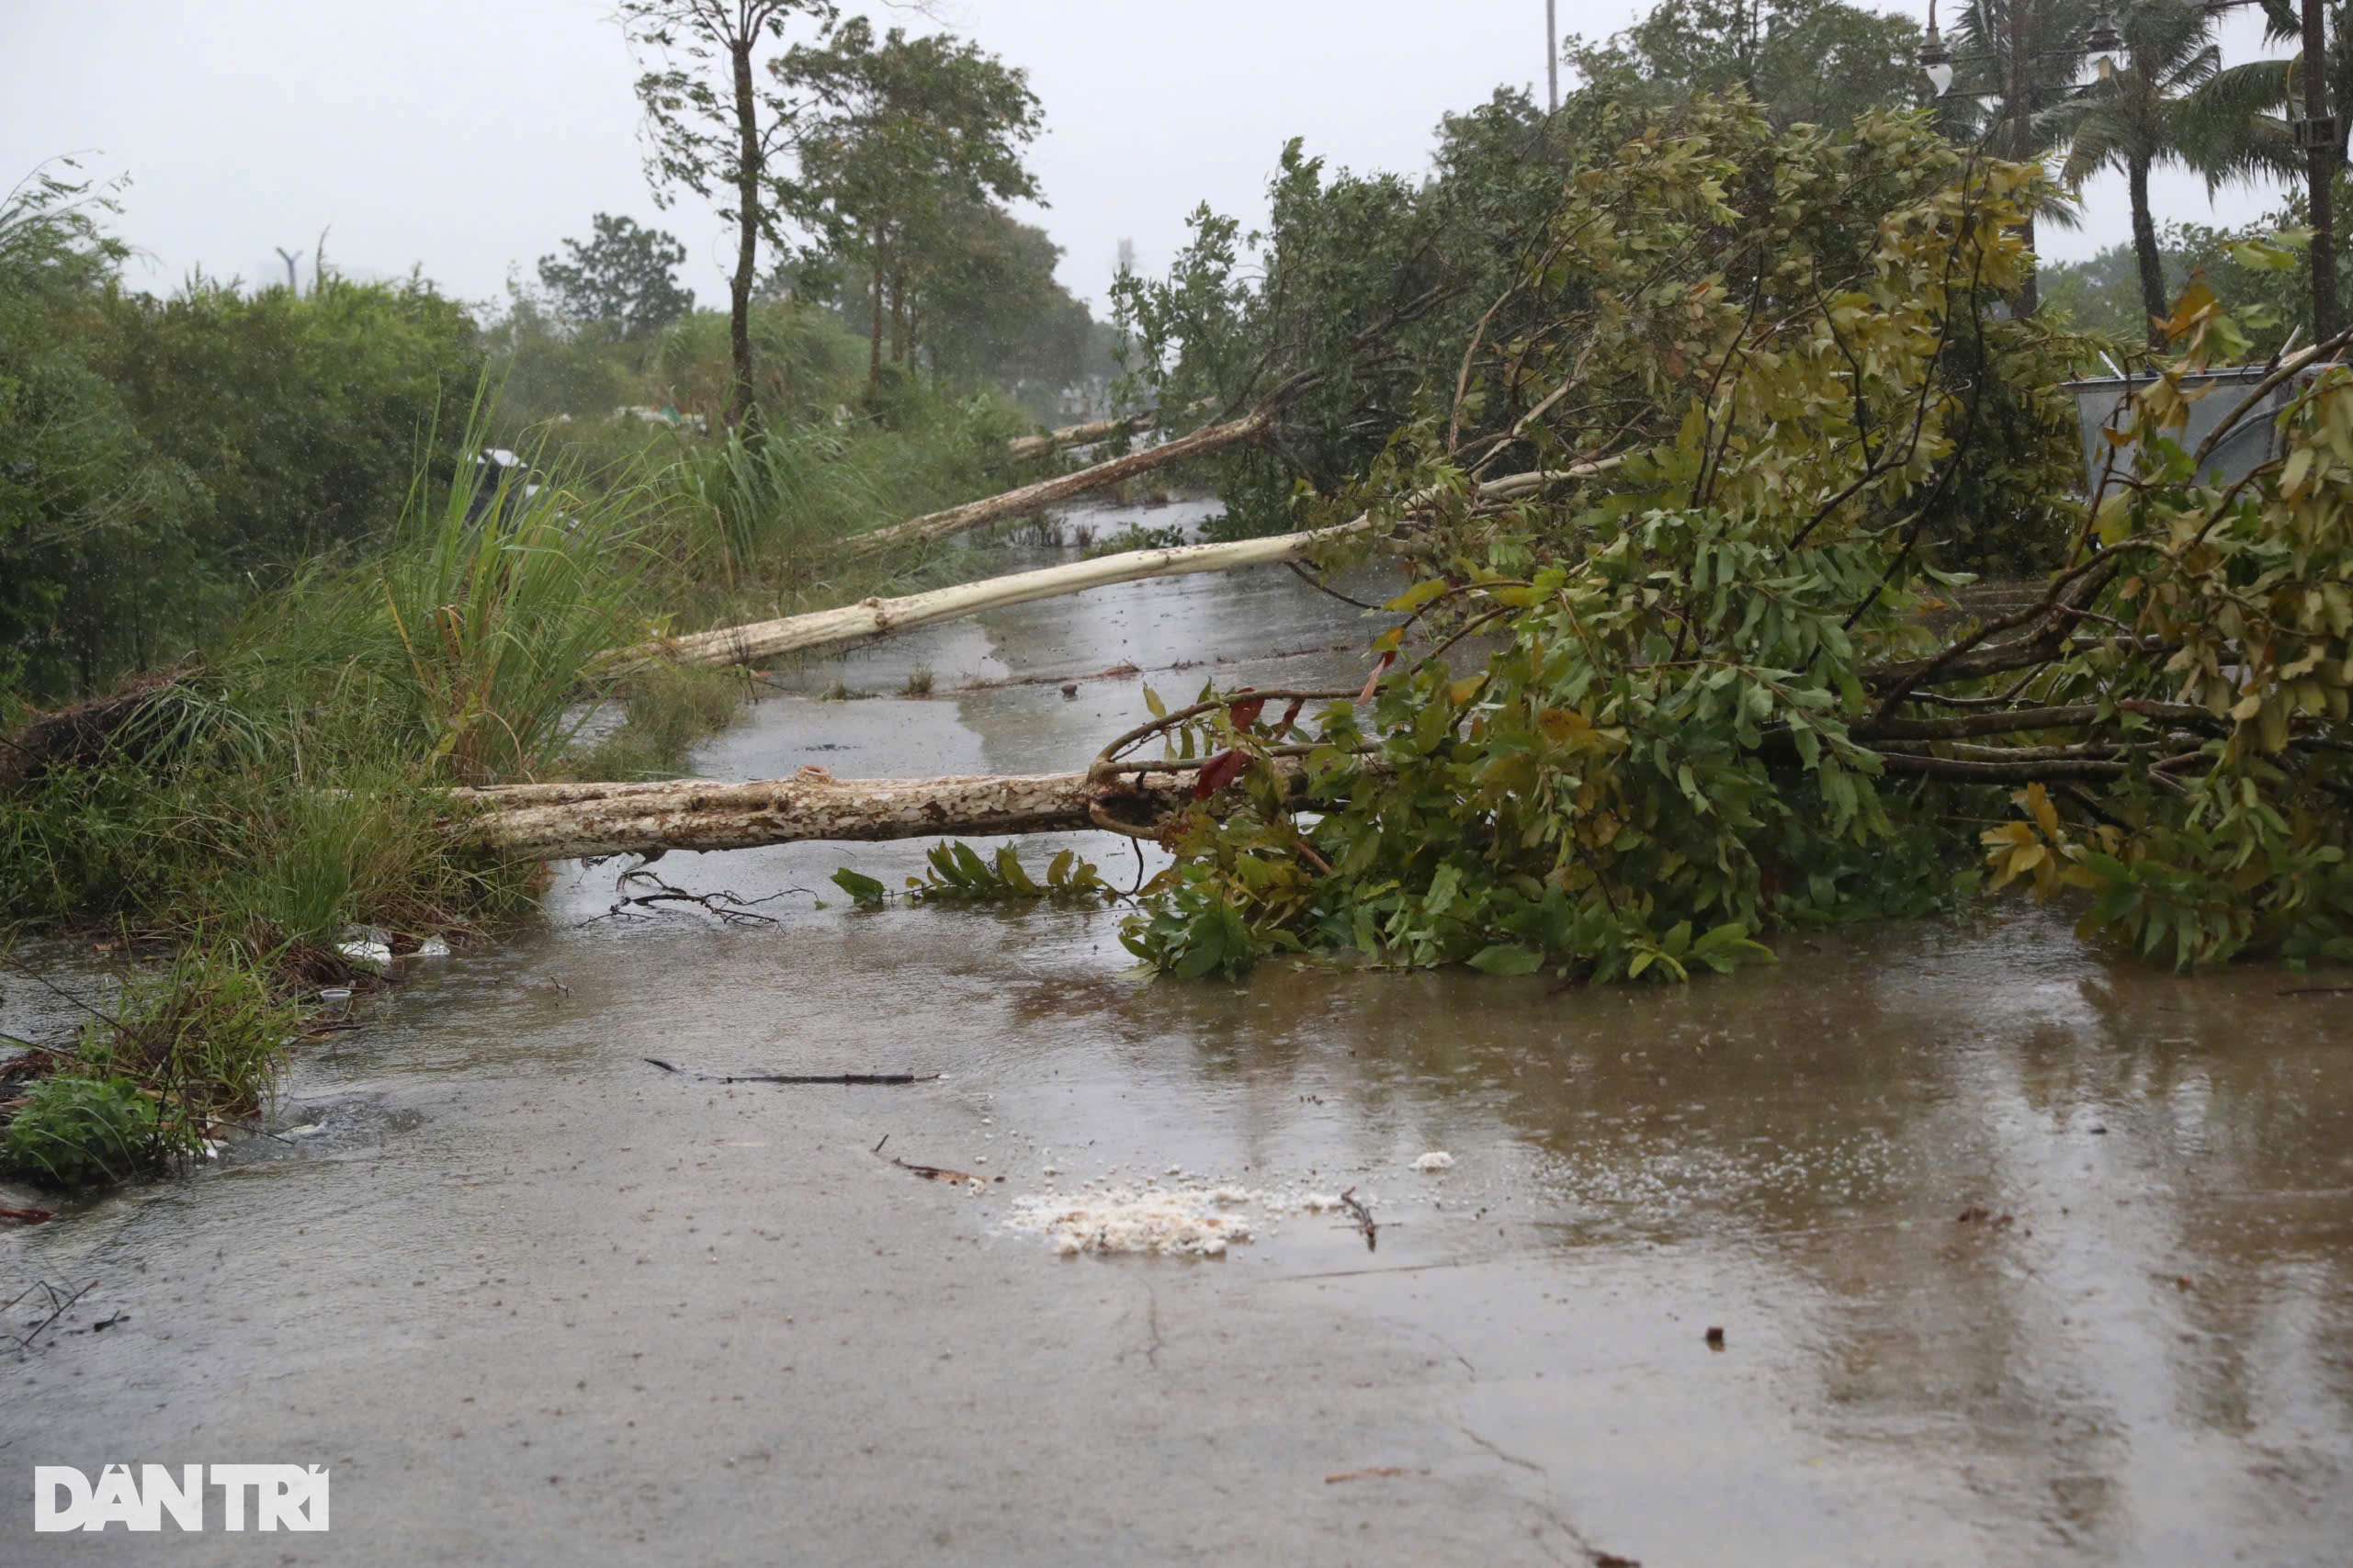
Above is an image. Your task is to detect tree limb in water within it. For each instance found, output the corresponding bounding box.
[841,282,1455,559]
[449,764,1235,860]
[626,466,1606,669]
[1005,412,1156,462]
[841,403,1282,558]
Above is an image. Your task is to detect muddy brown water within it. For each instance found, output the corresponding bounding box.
[4,502,2350,1565]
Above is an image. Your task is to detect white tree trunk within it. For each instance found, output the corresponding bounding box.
[449,766,1204,860]
[625,466,1600,670]
[630,517,1367,669]
[1006,413,1156,462]
[842,408,1275,558]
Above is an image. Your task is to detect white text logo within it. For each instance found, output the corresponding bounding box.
[33,1464,330,1531]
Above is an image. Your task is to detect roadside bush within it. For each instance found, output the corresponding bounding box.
[3,942,300,1189]
[5,1074,158,1188]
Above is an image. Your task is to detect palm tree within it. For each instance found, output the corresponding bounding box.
[1948,0,2098,315]
[2046,0,2297,345]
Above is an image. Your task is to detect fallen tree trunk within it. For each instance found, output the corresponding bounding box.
[843,405,1277,559]
[628,466,1601,670]
[842,283,1457,560]
[1006,413,1156,463]
[450,766,1208,861]
[635,518,1368,669]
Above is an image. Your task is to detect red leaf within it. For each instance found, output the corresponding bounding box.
[1228,696,1266,730]
[1357,651,1397,705]
[1193,747,1252,800]
[1278,698,1305,730]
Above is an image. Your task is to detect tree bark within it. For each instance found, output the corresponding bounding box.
[727,36,762,433]
[2130,154,2167,348]
[621,467,1587,669]
[1006,414,1158,462]
[840,404,1280,558]
[627,516,1380,668]
[2302,0,2341,341]
[448,766,1212,861]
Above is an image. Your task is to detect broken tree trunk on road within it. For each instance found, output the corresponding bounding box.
[842,403,1280,559]
[1005,413,1156,463]
[451,766,1240,861]
[632,515,1364,669]
[839,288,1456,560]
[627,466,1600,670]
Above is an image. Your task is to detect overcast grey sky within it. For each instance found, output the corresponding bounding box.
[0,1,2291,315]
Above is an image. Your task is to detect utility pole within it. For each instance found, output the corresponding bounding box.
[2300,0,2340,341]
[1546,0,1558,114]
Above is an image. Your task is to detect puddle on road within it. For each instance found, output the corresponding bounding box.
[5,504,2350,1565]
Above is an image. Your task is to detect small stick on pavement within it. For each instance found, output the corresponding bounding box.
[9,1278,96,1352]
[1341,1186,1378,1252]
[1324,1465,1423,1484]
[643,1058,939,1086]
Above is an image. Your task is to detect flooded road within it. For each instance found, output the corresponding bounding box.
[6,502,2351,1565]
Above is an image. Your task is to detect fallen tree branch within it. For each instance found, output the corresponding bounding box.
[446,746,1366,861]
[626,465,1607,670]
[842,403,1282,559]
[1005,412,1156,462]
[627,514,1378,669]
[0,666,191,795]
[452,764,1225,860]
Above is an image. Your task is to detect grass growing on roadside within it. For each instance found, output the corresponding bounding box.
[1,372,1053,1189]
[3,940,299,1188]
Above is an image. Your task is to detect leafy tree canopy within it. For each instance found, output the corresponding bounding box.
[536,213,695,338]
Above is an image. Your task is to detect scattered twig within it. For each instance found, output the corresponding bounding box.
[1324,1465,1424,1484]
[1340,1186,1378,1252]
[8,1278,96,1352]
[583,862,809,927]
[642,1057,938,1086]
[0,1206,56,1226]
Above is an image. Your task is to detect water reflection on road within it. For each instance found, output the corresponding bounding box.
[4,502,2348,1566]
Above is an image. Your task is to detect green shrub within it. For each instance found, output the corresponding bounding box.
[5,1074,160,1188]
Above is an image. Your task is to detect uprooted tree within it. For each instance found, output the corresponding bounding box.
[511,100,2348,979]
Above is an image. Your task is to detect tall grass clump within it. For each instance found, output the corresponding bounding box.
[684,424,891,585]
[248,400,654,784]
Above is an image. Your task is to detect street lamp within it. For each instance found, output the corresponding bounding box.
[1918,6,1957,96]
[2083,6,2122,77]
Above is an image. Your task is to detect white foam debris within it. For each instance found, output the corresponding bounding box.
[1412,1151,1456,1173]
[1007,1186,1256,1258]
[413,936,451,958]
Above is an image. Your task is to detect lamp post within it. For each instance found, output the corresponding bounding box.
[1547,0,1558,114]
